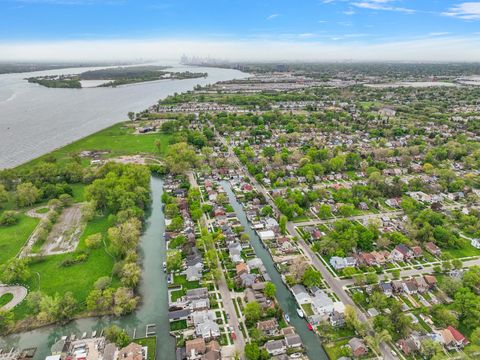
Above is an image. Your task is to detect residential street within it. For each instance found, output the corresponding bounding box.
[188,171,246,359]
[217,133,397,360]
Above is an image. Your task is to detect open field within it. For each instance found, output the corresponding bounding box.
[20,123,172,169]
[0,214,39,265]
[13,215,116,320]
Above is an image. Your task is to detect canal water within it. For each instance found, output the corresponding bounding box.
[0,177,176,360]
[221,181,329,360]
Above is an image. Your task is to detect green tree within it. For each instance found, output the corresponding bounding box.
[85,233,103,249]
[302,267,322,288]
[16,182,41,207]
[121,262,141,287]
[105,325,131,347]
[0,258,31,283]
[0,310,13,334]
[264,282,276,299]
[244,301,262,326]
[279,215,288,235]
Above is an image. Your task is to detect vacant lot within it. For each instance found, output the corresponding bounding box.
[13,215,118,320]
[0,214,39,265]
[21,123,171,168]
[41,204,84,255]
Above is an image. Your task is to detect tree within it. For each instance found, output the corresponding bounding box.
[166,250,182,272]
[0,184,8,207]
[318,204,332,219]
[127,112,135,122]
[452,259,463,270]
[244,301,262,326]
[0,211,19,226]
[121,262,141,287]
[264,282,276,299]
[290,260,309,283]
[0,258,31,283]
[431,305,458,328]
[0,310,13,334]
[366,272,379,284]
[94,276,112,290]
[108,218,142,258]
[302,267,322,288]
[105,325,131,347]
[279,215,288,235]
[85,233,103,249]
[245,342,268,360]
[164,142,198,174]
[16,182,41,207]
[113,287,138,316]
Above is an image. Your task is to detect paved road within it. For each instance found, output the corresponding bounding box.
[216,133,397,360]
[294,211,404,227]
[189,171,246,359]
[0,285,28,311]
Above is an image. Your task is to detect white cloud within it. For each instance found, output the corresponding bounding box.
[443,2,480,20]
[2,36,480,62]
[352,0,415,13]
[266,14,280,20]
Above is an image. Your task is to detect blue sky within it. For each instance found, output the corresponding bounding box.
[1,0,480,61]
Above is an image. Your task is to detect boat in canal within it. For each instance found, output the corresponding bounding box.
[285,314,290,323]
[307,323,314,331]
[296,308,304,318]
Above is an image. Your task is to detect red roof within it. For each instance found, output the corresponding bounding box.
[447,326,469,344]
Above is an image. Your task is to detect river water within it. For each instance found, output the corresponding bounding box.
[0,63,247,169]
[0,177,176,360]
[220,181,329,360]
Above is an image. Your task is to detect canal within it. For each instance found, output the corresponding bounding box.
[0,177,176,360]
[221,181,329,360]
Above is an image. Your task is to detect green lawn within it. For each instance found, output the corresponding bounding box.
[19,123,172,169]
[0,214,39,265]
[302,303,314,316]
[323,339,350,360]
[170,320,187,331]
[445,244,480,259]
[13,215,116,319]
[134,337,157,360]
[0,293,14,307]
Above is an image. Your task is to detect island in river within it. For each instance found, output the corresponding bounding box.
[26,65,208,88]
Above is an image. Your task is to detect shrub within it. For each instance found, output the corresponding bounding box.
[0,211,19,226]
[85,233,103,249]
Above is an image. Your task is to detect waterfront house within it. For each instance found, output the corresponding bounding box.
[285,334,303,349]
[291,285,311,305]
[118,343,145,360]
[311,290,334,315]
[186,338,206,359]
[265,340,286,356]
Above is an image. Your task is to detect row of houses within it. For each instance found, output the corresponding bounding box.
[330,242,442,271]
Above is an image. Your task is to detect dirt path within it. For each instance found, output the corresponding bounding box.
[0,285,28,311]
[20,203,85,257]
[42,203,84,255]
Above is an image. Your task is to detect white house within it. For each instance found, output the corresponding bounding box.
[291,285,311,305]
[311,290,334,315]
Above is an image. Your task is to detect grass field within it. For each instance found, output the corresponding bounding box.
[134,337,157,360]
[445,244,480,259]
[13,214,116,320]
[20,123,172,169]
[0,214,39,265]
[323,339,350,360]
[0,293,14,308]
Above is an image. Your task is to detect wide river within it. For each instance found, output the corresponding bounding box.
[0,63,247,169]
